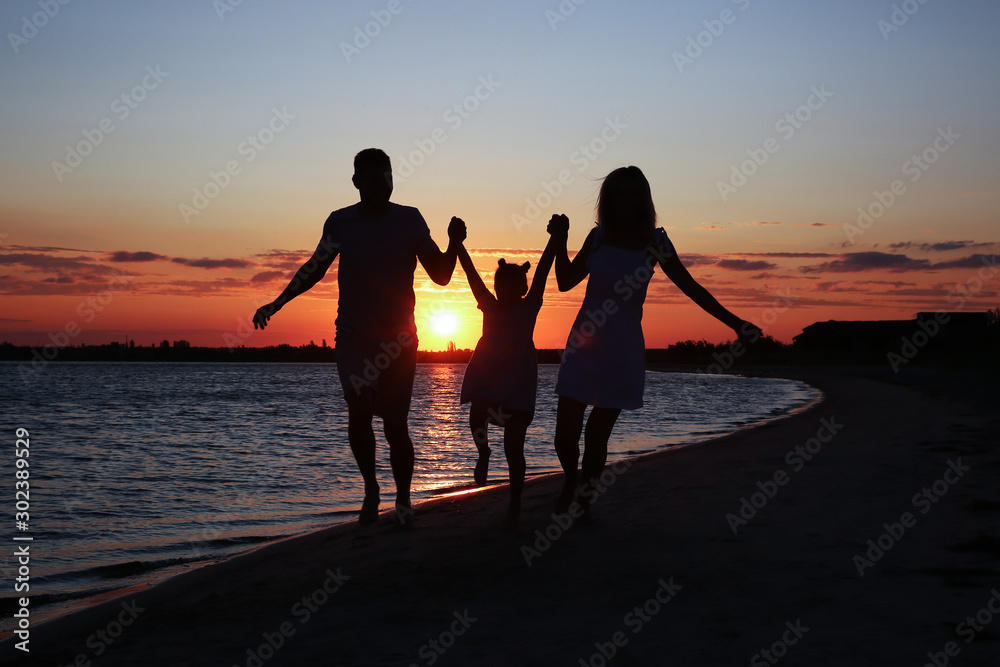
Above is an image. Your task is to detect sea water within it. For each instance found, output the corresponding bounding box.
[0,361,816,633]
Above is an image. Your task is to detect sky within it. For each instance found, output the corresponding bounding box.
[1,0,998,351]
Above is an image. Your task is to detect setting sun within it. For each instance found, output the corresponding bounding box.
[430,312,459,337]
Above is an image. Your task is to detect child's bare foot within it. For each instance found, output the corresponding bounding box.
[474,446,491,486]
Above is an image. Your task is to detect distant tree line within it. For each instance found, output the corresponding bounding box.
[1,310,996,369]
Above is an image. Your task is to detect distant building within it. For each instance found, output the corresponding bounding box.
[915,312,990,343]
[793,312,991,357]
[793,319,913,354]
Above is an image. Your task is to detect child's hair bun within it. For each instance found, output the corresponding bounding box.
[498,258,530,273]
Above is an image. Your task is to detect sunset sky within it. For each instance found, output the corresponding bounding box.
[2,1,998,351]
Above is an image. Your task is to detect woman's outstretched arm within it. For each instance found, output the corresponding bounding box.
[549,214,594,292]
[654,232,762,339]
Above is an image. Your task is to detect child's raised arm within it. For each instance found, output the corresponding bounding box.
[456,236,495,308]
[527,231,559,304]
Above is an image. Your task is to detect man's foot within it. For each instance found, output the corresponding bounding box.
[359,494,380,524]
[474,447,491,486]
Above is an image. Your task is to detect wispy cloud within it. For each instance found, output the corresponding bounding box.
[677,254,717,267]
[800,251,997,274]
[170,257,255,269]
[107,250,169,262]
[930,253,997,270]
[716,259,777,271]
[854,280,915,287]
[888,240,999,253]
[801,252,930,273]
[254,249,312,262]
[743,252,834,258]
[250,270,287,283]
[0,252,98,273]
[4,244,93,253]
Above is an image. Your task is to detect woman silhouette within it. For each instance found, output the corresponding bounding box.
[548,166,761,514]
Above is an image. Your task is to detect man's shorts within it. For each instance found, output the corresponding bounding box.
[335,330,417,422]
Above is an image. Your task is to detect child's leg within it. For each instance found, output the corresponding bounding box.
[469,399,491,485]
[502,410,532,524]
[554,395,586,512]
[580,406,621,508]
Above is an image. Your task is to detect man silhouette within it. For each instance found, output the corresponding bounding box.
[253,148,465,524]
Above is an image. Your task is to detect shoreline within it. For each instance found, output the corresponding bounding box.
[1,370,816,637]
[6,365,998,665]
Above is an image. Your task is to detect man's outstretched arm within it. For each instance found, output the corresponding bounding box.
[253,235,339,330]
[419,216,466,286]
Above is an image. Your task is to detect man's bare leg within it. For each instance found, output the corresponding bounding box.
[384,418,414,523]
[346,390,380,523]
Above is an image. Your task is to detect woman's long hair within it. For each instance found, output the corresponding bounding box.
[596,166,656,247]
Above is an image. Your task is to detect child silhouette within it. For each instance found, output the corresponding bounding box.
[455,218,558,526]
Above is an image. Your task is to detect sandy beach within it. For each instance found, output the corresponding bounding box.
[4,366,999,666]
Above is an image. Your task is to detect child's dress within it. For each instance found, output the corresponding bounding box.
[460,295,541,413]
[555,226,674,410]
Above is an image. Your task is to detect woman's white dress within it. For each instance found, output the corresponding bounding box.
[555,227,674,410]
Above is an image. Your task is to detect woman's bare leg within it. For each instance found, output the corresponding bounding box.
[579,406,621,514]
[554,395,586,513]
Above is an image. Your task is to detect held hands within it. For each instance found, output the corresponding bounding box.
[546,214,569,239]
[448,216,467,244]
[252,302,281,330]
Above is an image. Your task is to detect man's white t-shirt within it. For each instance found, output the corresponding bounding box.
[319,202,438,340]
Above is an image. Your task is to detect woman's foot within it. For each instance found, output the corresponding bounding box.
[474,446,491,486]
